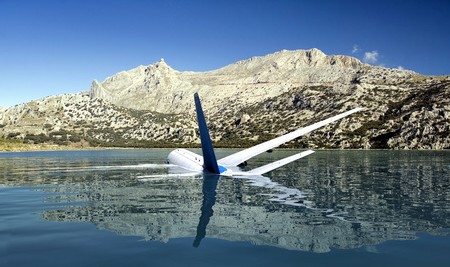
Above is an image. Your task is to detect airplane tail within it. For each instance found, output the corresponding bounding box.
[194,93,220,174]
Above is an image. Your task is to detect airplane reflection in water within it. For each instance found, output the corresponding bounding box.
[193,175,220,248]
[191,174,315,248]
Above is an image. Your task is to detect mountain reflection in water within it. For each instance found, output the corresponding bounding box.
[1,150,449,253]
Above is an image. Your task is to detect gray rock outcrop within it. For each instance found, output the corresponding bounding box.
[1,48,449,149]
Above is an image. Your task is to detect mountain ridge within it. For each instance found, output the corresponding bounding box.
[88,48,374,113]
[1,48,449,149]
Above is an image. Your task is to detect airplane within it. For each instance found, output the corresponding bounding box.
[166,93,362,177]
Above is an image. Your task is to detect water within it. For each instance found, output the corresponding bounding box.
[1,149,449,266]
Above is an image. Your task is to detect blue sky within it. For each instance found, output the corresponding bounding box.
[1,0,449,107]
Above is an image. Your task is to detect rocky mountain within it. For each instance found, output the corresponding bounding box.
[1,48,449,149]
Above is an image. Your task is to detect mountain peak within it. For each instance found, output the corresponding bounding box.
[155,57,168,67]
[305,48,326,58]
[150,57,174,72]
[87,48,414,113]
[220,48,363,73]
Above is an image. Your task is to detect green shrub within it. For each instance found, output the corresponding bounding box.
[7,132,21,138]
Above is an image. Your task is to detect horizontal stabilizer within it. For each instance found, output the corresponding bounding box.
[218,108,363,167]
[246,150,315,175]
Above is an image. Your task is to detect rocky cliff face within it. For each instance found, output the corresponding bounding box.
[1,48,449,149]
[88,49,366,113]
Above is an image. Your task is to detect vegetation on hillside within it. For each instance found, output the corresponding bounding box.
[0,137,97,152]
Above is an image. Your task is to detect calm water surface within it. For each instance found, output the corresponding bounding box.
[1,149,449,267]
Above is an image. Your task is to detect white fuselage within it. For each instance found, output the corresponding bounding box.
[167,149,233,176]
[167,149,204,172]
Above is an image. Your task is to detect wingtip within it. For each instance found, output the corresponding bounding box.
[350,107,364,113]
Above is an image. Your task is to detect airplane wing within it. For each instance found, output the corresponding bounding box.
[245,150,315,175]
[218,107,363,167]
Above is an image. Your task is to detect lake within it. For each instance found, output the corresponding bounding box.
[1,149,449,267]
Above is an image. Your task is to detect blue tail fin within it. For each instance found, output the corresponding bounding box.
[194,93,220,174]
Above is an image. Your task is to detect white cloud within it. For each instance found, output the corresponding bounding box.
[352,45,360,54]
[397,66,405,70]
[363,51,379,64]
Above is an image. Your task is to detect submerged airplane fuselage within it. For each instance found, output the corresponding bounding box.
[167,93,362,176]
[167,148,233,176]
